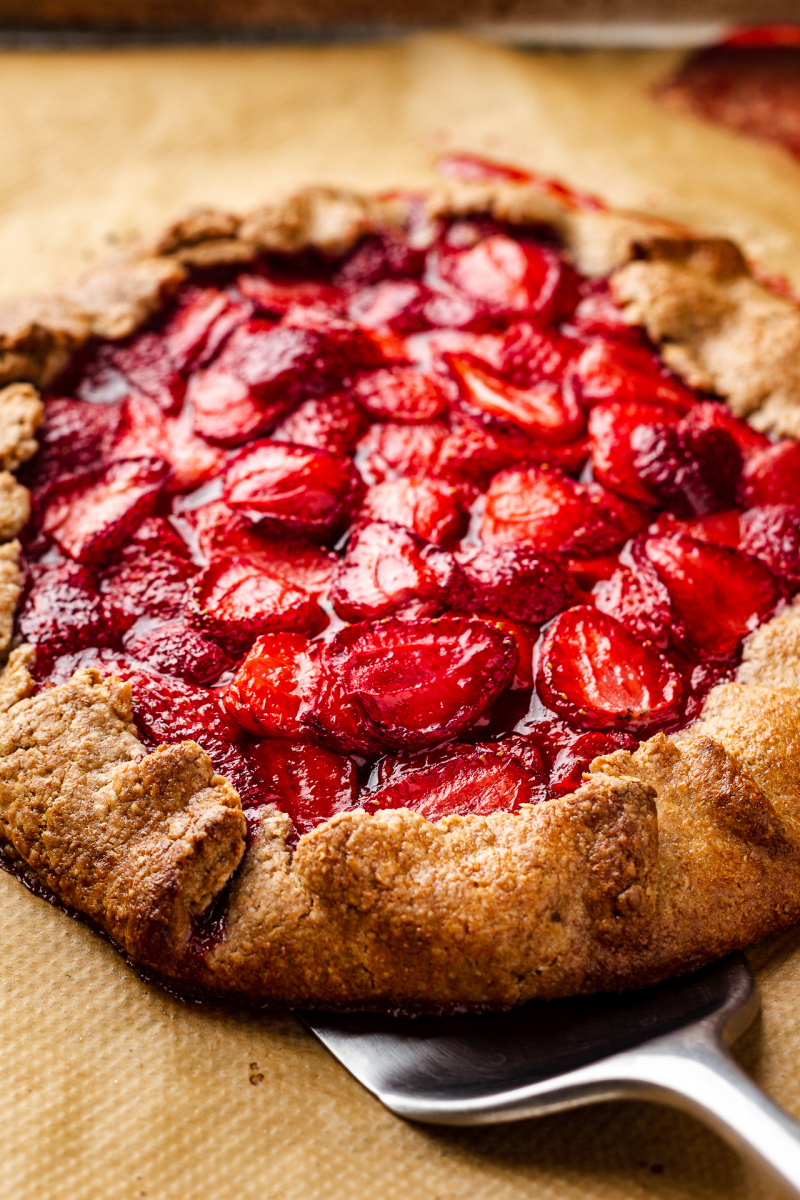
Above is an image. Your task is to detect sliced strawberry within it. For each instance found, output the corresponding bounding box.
[223,631,318,737]
[537,605,684,731]
[526,722,639,798]
[588,400,683,504]
[237,273,344,315]
[108,330,186,414]
[631,421,742,515]
[33,397,123,490]
[564,552,621,590]
[335,232,425,288]
[185,499,336,595]
[98,517,197,620]
[353,366,449,422]
[593,562,674,648]
[456,543,575,625]
[17,562,133,664]
[359,477,465,546]
[739,440,800,507]
[571,337,696,411]
[331,521,459,622]
[643,533,781,657]
[111,396,225,491]
[164,285,250,371]
[448,355,584,442]
[354,420,448,484]
[498,322,580,389]
[739,504,800,589]
[310,615,518,752]
[186,320,302,445]
[434,234,576,321]
[436,423,589,486]
[270,391,370,455]
[190,556,326,652]
[348,279,432,333]
[242,736,357,835]
[362,745,543,820]
[649,508,743,548]
[481,465,648,558]
[447,609,537,690]
[42,457,170,564]
[685,400,772,460]
[223,441,361,543]
[125,620,233,686]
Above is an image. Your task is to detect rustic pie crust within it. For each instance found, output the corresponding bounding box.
[2,178,800,1012]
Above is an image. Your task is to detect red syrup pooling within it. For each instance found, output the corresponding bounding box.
[16,215,800,845]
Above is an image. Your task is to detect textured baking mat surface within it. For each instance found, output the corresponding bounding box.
[4,33,800,1200]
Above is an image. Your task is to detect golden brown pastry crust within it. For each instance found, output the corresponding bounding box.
[1,180,800,1008]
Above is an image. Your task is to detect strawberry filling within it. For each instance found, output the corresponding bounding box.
[19,213,797,837]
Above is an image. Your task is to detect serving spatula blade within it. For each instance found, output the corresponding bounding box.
[302,953,800,1195]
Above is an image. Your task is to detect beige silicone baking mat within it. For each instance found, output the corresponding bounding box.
[5,32,800,1200]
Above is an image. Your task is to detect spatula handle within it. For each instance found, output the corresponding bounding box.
[609,1025,800,1197]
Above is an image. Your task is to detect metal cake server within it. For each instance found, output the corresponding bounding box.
[302,953,800,1195]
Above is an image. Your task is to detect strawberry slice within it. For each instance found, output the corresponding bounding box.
[32,397,123,491]
[448,355,584,442]
[42,457,170,564]
[335,232,425,288]
[649,509,743,548]
[223,441,362,543]
[448,609,538,690]
[570,337,696,411]
[237,273,344,315]
[125,620,233,686]
[17,562,133,664]
[481,465,648,557]
[361,745,544,820]
[588,400,683,504]
[331,521,460,622]
[348,279,431,333]
[354,421,449,484]
[525,720,638,797]
[537,605,684,731]
[271,391,370,455]
[631,421,742,515]
[185,499,336,596]
[164,285,250,371]
[498,322,580,389]
[455,543,575,625]
[187,320,304,446]
[310,615,518,752]
[739,504,800,589]
[685,400,772,460]
[593,562,675,648]
[739,440,800,507]
[642,533,781,657]
[98,516,198,620]
[434,234,576,321]
[108,330,186,414]
[190,556,326,652]
[359,477,465,546]
[353,366,449,422]
[111,396,225,491]
[223,632,318,737]
[242,736,357,835]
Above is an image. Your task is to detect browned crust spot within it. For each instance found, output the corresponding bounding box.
[0,182,799,1006]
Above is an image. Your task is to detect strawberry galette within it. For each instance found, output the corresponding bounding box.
[2,171,800,1009]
